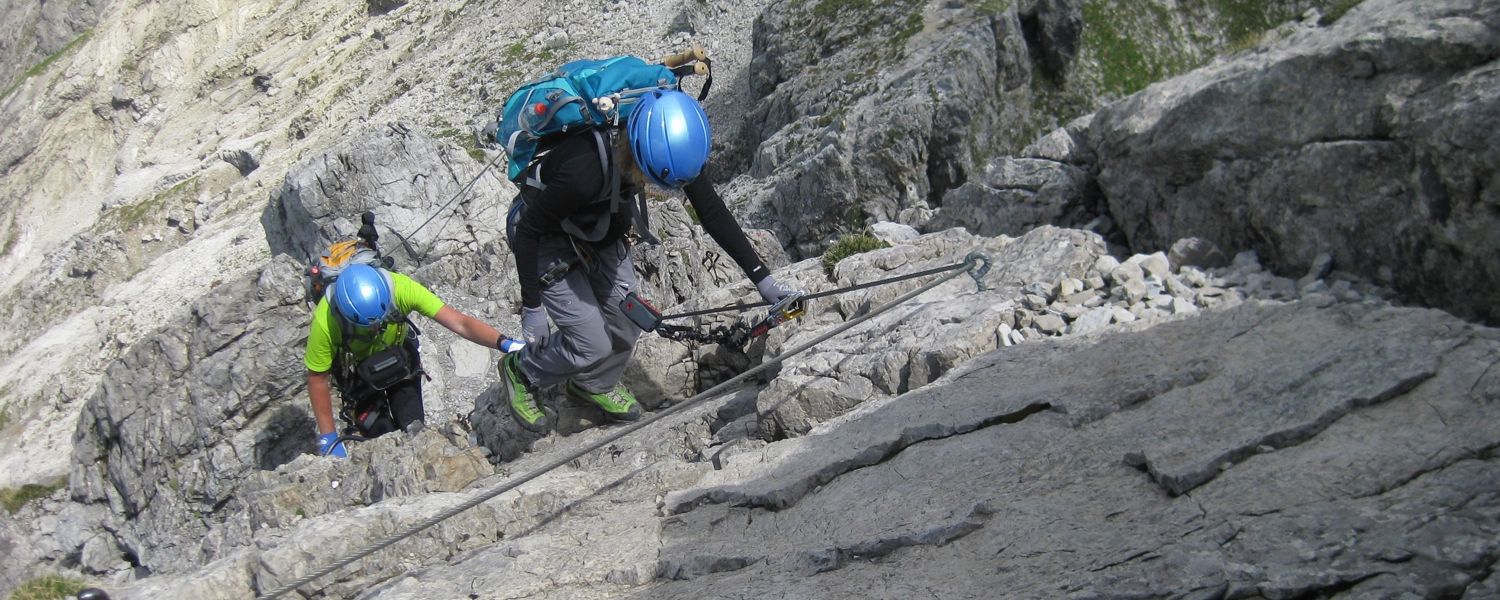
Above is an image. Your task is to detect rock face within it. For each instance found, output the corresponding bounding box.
[68,257,310,573]
[738,0,1043,256]
[730,0,1356,259]
[1087,0,1500,324]
[332,300,1500,600]
[646,301,1500,598]
[924,156,1097,239]
[6,0,1499,599]
[0,0,106,93]
[263,122,510,272]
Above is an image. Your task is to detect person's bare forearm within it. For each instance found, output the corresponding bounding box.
[307,371,337,434]
[433,306,508,349]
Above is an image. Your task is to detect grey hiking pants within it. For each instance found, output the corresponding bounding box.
[517,236,641,393]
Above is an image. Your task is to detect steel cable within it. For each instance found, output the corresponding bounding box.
[258,254,985,599]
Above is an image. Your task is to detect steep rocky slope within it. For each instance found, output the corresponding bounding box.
[0,0,770,491]
[2,0,1497,598]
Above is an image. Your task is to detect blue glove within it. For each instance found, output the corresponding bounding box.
[521,306,550,344]
[499,337,526,353]
[317,432,348,458]
[756,275,798,305]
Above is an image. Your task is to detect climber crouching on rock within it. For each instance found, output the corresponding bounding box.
[306,263,523,458]
[499,87,799,433]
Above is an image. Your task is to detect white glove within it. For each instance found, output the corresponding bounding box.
[756,275,797,305]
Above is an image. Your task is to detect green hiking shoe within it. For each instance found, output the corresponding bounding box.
[499,353,549,433]
[566,380,642,422]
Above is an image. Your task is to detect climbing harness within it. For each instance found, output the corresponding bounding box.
[646,252,993,349]
[256,251,989,600]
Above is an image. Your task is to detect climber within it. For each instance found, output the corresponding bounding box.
[306,263,523,457]
[499,88,799,433]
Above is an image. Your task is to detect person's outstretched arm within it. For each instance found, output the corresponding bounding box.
[683,167,796,303]
[431,306,522,352]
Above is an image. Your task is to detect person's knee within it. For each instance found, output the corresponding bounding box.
[547,319,610,368]
[570,330,614,367]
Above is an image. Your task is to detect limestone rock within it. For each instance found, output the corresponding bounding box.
[1090,0,1500,324]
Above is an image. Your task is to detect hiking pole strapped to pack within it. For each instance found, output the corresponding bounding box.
[660,43,712,100]
[357,211,380,249]
[625,252,991,348]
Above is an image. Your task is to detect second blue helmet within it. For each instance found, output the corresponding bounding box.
[329,264,395,328]
[628,89,711,188]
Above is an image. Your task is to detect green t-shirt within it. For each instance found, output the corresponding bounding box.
[304,271,445,373]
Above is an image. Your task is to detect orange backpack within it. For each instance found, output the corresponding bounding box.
[303,239,387,307]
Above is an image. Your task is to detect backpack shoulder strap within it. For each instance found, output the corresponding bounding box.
[631,188,660,246]
[599,128,660,246]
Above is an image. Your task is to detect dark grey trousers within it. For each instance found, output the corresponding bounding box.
[517,237,641,393]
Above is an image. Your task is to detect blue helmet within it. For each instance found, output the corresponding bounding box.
[329,264,395,328]
[628,89,711,188]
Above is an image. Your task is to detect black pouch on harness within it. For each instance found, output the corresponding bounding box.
[355,343,418,391]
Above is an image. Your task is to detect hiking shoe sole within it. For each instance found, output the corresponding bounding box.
[499,353,550,433]
[566,380,642,422]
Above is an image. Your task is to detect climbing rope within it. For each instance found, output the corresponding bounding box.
[258,252,988,599]
[652,253,992,348]
[658,257,984,320]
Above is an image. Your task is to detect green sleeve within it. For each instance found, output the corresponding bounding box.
[391,272,445,318]
[304,300,336,372]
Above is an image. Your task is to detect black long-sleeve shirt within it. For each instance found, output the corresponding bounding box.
[512,130,769,308]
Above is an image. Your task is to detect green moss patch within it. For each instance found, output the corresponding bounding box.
[435,127,485,162]
[110,176,199,230]
[1081,2,1186,97]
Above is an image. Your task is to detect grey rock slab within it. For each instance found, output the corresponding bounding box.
[632,303,1500,599]
[927,157,1093,237]
[1117,305,1463,496]
[757,226,1106,438]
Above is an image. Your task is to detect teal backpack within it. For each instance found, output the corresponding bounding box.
[496,51,711,247]
[495,53,710,183]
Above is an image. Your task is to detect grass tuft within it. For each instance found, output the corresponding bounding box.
[822,233,890,276]
[6,574,89,600]
[1,477,66,514]
[1,31,92,101]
